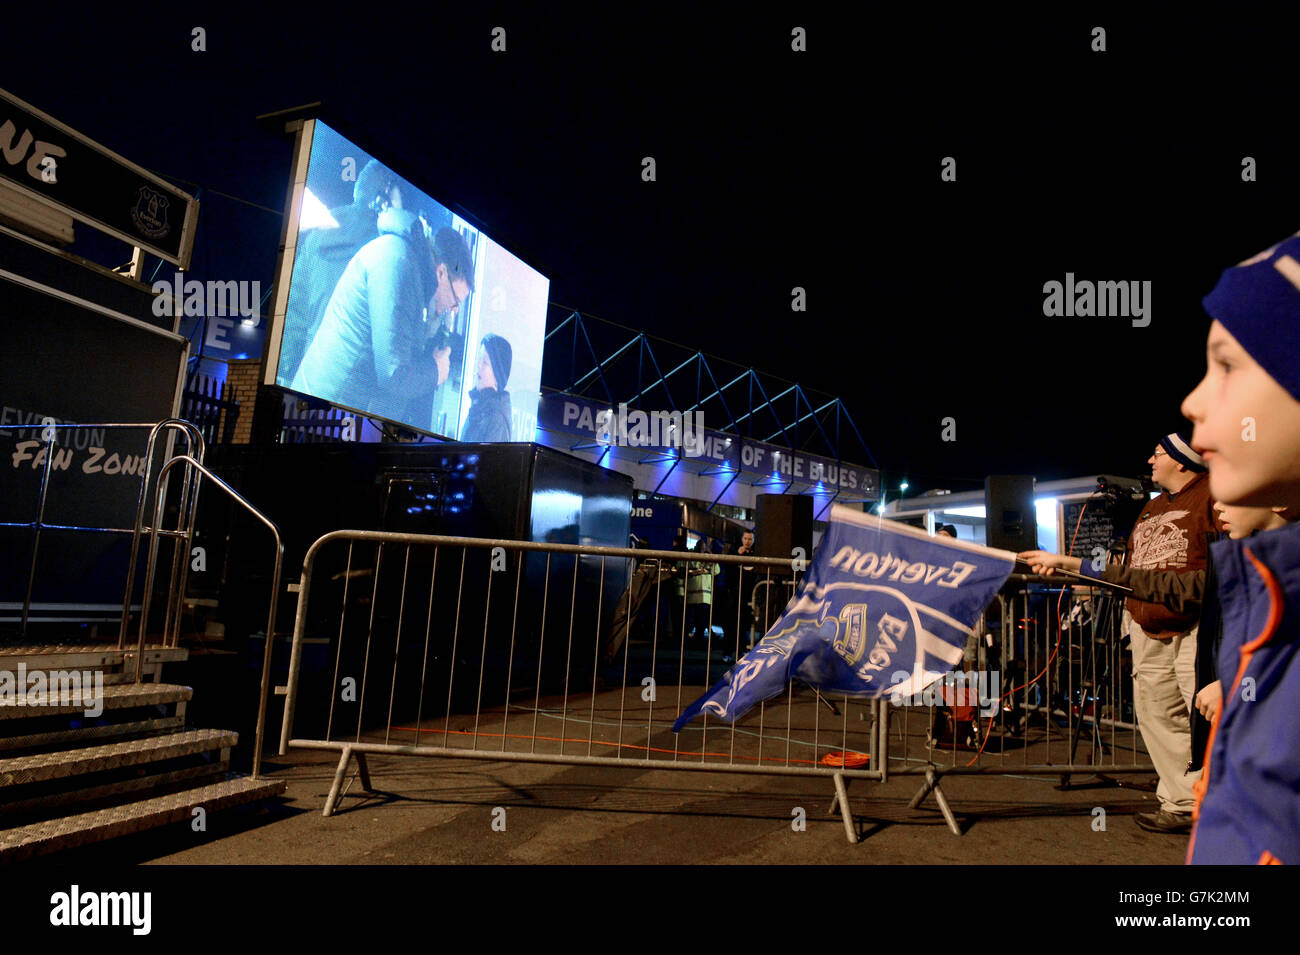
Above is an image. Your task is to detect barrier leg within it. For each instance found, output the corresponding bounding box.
[355,752,374,792]
[324,746,354,818]
[829,771,858,845]
[908,768,962,836]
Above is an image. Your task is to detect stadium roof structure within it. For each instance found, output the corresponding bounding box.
[543,307,876,467]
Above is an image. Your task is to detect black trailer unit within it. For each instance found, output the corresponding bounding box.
[192,442,633,740]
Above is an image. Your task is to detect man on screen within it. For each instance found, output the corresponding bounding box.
[291,218,475,426]
[279,159,400,384]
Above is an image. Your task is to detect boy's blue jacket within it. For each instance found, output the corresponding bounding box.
[1190,521,1300,864]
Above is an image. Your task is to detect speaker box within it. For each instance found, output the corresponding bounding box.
[755,494,813,571]
[984,475,1038,552]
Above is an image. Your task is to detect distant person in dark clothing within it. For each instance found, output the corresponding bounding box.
[280,159,400,384]
[461,334,514,441]
[733,530,759,647]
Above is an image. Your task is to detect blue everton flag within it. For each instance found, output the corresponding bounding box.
[673,506,1018,732]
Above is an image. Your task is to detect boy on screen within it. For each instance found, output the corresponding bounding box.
[460,333,513,442]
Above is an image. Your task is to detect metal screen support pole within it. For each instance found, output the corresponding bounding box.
[828,771,857,844]
[908,768,962,836]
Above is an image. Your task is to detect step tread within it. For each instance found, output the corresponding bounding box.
[0,762,228,819]
[0,729,238,786]
[0,682,191,718]
[0,775,287,860]
[0,645,187,670]
[0,716,184,752]
[0,643,185,656]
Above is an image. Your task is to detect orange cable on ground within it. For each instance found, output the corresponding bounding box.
[820,751,870,767]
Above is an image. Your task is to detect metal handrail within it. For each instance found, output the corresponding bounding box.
[137,457,283,784]
[120,419,205,648]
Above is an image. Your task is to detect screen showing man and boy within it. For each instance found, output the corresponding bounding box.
[275,120,548,441]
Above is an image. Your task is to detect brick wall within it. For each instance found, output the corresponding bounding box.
[225,358,263,444]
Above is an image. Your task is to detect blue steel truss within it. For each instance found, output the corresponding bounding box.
[543,307,878,496]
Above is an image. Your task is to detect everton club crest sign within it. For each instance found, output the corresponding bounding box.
[0,86,196,268]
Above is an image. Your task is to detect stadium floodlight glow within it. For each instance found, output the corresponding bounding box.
[899,481,909,492]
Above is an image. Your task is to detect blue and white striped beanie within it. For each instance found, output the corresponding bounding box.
[1160,432,1207,473]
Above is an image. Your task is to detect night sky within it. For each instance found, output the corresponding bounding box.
[6,7,1297,496]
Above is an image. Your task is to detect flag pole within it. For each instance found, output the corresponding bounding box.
[1013,563,1134,595]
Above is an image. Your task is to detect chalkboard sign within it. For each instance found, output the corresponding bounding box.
[1062,499,1116,560]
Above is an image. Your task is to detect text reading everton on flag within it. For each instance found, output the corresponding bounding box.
[673,508,1016,731]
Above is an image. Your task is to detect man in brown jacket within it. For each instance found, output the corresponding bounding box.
[1123,432,1219,834]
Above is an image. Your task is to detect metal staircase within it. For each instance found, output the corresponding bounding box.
[0,421,287,862]
[0,643,284,862]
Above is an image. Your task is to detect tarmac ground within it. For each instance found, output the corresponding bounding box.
[33,681,1190,866]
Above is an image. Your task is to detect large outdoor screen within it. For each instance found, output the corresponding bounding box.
[271,120,549,441]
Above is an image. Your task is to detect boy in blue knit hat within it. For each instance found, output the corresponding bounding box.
[1181,231,1300,864]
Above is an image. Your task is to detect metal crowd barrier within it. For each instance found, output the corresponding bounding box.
[270,534,1156,843]
[274,532,894,842]
[891,574,1154,827]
